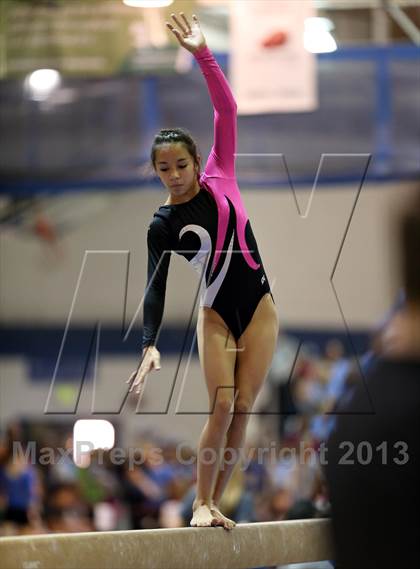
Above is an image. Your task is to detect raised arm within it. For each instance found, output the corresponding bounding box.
[166,13,237,178]
[194,45,237,178]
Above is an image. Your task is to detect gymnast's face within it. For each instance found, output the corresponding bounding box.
[154,143,200,198]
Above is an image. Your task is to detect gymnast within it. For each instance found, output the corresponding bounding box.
[128,12,278,530]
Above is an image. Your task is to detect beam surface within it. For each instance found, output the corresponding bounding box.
[0,519,333,569]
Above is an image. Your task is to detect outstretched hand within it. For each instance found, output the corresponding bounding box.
[166,12,206,54]
[126,346,161,397]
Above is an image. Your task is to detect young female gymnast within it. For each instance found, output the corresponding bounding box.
[128,12,279,530]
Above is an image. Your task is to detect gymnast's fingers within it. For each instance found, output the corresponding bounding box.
[128,371,140,392]
[136,377,146,395]
[152,352,161,370]
[166,22,185,47]
[170,13,188,36]
[180,12,191,33]
[126,368,138,385]
[166,22,177,35]
[134,367,150,394]
[129,372,142,392]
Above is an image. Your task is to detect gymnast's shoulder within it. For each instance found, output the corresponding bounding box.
[147,208,173,240]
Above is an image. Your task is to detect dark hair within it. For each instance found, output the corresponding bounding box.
[150,127,200,175]
[400,189,420,304]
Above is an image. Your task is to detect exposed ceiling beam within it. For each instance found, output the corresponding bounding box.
[382,0,420,44]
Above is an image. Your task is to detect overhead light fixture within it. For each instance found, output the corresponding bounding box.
[304,17,337,54]
[24,68,61,101]
[123,0,174,7]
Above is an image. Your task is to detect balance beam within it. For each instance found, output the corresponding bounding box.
[1,519,333,569]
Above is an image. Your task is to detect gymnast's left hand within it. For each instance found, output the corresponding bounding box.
[166,12,206,54]
[126,346,161,396]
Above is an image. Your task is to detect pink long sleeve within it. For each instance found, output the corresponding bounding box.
[193,45,260,274]
[194,45,237,179]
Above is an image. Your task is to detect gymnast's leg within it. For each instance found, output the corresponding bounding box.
[210,293,279,529]
[190,307,237,527]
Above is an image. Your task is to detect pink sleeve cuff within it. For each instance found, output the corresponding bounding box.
[193,45,211,59]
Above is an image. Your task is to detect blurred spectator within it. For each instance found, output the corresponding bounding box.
[324,191,420,568]
[266,487,293,521]
[267,334,301,437]
[44,483,93,533]
[310,358,352,442]
[0,434,42,535]
[77,449,124,531]
[270,435,322,514]
[242,441,271,495]
[122,441,177,529]
[48,435,78,485]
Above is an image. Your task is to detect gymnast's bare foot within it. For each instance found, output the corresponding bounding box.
[210,501,236,530]
[190,499,218,527]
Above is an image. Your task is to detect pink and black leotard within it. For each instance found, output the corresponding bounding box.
[142,45,274,350]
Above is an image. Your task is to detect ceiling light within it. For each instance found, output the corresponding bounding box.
[304,17,337,53]
[123,0,174,7]
[24,69,61,101]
